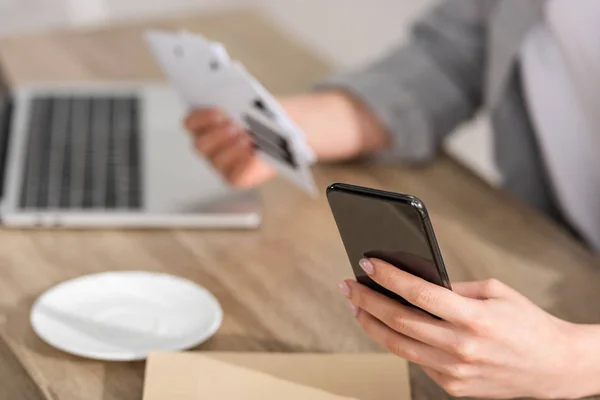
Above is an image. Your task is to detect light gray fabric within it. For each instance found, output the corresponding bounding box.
[321,0,495,163]
[318,0,576,226]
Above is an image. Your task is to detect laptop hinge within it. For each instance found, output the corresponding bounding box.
[0,94,13,202]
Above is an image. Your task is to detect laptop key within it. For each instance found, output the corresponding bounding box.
[46,98,70,209]
[67,97,91,209]
[111,98,131,209]
[90,98,111,208]
[20,97,52,209]
[19,97,42,208]
[128,98,142,209]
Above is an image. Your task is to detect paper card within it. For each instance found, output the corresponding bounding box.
[144,29,317,196]
[170,63,317,194]
[146,27,317,196]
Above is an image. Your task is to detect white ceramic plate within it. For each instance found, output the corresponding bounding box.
[30,271,223,361]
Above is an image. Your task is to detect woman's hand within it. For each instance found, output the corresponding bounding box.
[184,108,275,189]
[183,91,388,188]
[339,258,600,399]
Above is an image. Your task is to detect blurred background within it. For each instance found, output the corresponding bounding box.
[0,0,498,184]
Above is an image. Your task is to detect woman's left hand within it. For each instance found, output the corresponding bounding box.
[340,258,599,399]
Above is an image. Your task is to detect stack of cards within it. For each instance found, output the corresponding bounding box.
[144,30,317,196]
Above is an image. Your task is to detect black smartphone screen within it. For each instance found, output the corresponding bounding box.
[327,184,450,306]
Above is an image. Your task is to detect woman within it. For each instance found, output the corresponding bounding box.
[184,1,600,397]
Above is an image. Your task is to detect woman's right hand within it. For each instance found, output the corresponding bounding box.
[184,91,388,189]
[184,108,276,189]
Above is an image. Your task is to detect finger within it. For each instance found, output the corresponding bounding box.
[194,124,246,157]
[421,366,446,384]
[224,151,254,185]
[355,307,458,373]
[211,136,254,177]
[420,366,454,391]
[190,118,233,140]
[345,280,462,353]
[228,156,277,188]
[360,258,479,325]
[421,366,478,398]
[364,250,441,283]
[184,108,226,131]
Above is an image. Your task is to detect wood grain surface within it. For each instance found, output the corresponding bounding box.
[0,9,599,400]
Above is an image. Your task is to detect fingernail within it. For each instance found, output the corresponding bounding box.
[348,300,359,316]
[338,281,350,297]
[359,258,374,275]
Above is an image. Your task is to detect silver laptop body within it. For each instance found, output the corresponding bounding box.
[0,82,260,228]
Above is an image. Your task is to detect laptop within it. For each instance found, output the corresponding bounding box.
[0,63,261,228]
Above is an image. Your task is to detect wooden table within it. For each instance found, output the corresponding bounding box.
[1,10,600,400]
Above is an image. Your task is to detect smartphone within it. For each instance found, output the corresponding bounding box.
[326,183,451,309]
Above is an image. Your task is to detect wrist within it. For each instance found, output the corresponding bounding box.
[279,90,387,162]
[559,323,600,399]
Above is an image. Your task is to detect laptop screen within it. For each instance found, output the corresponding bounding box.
[0,60,13,199]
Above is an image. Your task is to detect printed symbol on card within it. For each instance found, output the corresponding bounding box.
[252,98,276,121]
[243,113,297,169]
[209,59,220,71]
[172,43,220,71]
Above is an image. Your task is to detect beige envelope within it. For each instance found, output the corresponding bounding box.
[143,352,411,400]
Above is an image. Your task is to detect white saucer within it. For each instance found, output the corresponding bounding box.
[30,271,223,361]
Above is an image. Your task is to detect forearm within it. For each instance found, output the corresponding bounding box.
[279,91,388,162]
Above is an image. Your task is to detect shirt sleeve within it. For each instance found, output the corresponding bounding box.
[316,0,494,163]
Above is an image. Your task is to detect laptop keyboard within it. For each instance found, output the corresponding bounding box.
[19,96,142,210]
